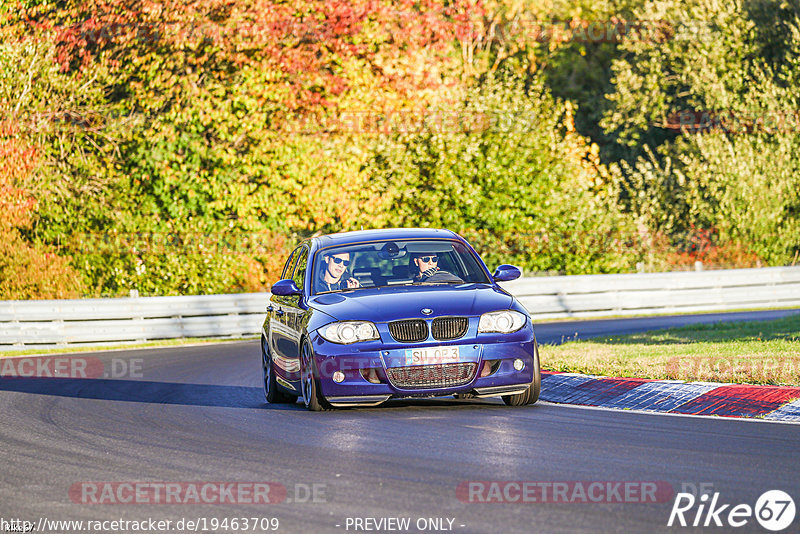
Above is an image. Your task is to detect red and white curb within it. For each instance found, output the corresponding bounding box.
[541,371,800,421]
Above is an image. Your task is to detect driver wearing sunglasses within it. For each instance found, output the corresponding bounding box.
[411,253,440,282]
[317,252,361,293]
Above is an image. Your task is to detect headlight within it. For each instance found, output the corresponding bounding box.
[478,310,526,333]
[319,321,380,344]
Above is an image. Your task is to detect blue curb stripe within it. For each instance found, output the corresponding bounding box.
[540,374,644,406]
[540,373,599,404]
[571,377,646,405]
[764,399,800,422]
[604,381,718,412]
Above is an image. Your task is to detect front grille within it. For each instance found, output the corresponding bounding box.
[389,319,428,342]
[386,363,477,389]
[431,316,468,341]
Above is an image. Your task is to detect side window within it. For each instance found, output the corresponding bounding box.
[291,246,309,291]
[281,248,301,280]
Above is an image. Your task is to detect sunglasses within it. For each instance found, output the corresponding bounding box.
[418,256,438,263]
[329,257,351,266]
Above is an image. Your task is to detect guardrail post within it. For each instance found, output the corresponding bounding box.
[228,312,239,338]
[11,319,22,348]
[174,315,184,340]
[55,318,66,347]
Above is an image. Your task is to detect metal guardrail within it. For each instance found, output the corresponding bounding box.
[500,265,800,319]
[0,294,267,351]
[1,266,799,350]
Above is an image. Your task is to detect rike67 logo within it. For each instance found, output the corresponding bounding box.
[668,490,796,531]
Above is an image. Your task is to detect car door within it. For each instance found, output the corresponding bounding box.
[280,245,309,380]
[269,246,300,379]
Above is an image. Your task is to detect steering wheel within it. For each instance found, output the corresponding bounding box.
[422,270,464,283]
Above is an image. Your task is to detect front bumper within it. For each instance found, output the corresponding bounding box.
[308,320,537,407]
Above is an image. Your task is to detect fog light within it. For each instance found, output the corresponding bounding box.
[513,358,524,371]
[332,371,345,383]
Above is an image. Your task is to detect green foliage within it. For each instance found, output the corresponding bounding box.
[0,26,99,298]
[1,0,483,297]
[605,0,800,265]
[363,74,637,274]
[3,0,799,300]
[675,133,800,264]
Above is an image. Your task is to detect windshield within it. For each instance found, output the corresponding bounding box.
[311,239,491,294]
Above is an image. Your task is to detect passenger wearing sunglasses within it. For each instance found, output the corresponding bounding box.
[411,253,441,282]
[317,252,361,293]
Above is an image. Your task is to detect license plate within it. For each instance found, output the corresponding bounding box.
[404,346,460,366]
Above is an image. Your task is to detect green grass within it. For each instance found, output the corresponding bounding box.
[532,305,800,323]
[541,314,800,385]
[0,336,258,358]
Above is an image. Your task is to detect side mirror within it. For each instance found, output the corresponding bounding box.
[492,264,521,282]
[271,279,302,296]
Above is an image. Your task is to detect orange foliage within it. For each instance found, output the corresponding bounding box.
[241,231,294,291]
[0,234,85,299]
[41,0,482,113]
[639,226,762,271]
[0,123,38,230]
[0,121,85,299]
[664,226,762,270]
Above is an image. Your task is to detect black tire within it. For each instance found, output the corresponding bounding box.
[262,337,295,404]
[300,338,333,411]
[502,338,541,406]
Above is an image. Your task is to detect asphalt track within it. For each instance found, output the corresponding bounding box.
[1,309,799,534]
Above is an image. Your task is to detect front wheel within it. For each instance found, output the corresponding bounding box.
[300,338,333,411]
[502,339,541,406]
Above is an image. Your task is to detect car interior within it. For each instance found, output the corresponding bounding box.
[313,240,486,293]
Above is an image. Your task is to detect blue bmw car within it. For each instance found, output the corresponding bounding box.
[261,228,540,411]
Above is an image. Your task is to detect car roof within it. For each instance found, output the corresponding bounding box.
[312,228,461,248]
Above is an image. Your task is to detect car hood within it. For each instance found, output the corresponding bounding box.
[307,284,514,322]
